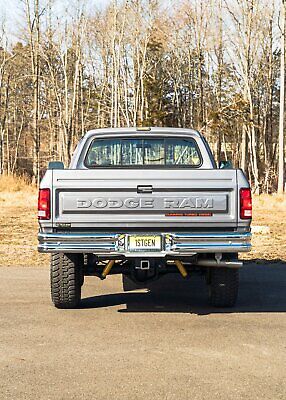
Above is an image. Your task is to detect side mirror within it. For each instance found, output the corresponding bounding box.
[48,161,64,170]
[219,160,233,169]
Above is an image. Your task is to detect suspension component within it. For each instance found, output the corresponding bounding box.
[101,260,115,280]
[174,260,188,278]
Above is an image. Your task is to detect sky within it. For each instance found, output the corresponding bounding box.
[0,0,112,24]
[0,0,113,44]
[0,0,111,12]
[0,0,18,22]
[0,0,174,45]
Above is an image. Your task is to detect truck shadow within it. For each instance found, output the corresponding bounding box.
[80,261,286,314]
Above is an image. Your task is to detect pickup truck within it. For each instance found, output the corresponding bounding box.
[38,127,252,309]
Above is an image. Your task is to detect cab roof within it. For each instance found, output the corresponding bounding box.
[83,127,202,140]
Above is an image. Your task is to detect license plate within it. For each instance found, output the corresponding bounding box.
[128,235,161,251]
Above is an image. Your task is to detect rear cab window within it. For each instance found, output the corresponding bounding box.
[84,137,202,168]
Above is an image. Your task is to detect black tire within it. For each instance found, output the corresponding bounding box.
[50,253,82,309]
[208,267,239,307]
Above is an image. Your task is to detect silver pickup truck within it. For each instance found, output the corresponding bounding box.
[38,127,252,309]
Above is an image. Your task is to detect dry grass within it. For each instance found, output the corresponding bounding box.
[0,174,36,193]
[0,175,48,267]
[242,194,286,262]
[0,175,285,267]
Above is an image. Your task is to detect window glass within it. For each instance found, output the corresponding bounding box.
[121,139,143,165]
[166,138,201,166]
[144,139,165,165]
[85,137,201,167]
[85,138,121,166]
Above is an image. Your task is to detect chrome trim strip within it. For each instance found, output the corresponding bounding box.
[38,233,120,241]
[38,231,251,254]
[169,232,252,239]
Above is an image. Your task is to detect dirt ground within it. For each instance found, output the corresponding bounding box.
[0,176,285,267]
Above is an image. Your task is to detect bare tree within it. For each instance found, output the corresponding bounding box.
[0,0,283,193]
[24,0,43,183]
[278,0,285,193]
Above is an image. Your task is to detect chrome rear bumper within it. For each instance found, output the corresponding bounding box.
[38,231,251,256]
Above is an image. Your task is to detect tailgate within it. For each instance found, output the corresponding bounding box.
[51,169,238,228]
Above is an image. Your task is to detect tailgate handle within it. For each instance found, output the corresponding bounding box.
[137,185,153,194]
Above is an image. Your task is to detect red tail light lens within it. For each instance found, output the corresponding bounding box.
[240,188,252,219]
[38,189,51,220]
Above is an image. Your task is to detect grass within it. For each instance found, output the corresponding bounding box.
[0,175,285,267]
[242,194,286,262]
[0,175,48,267]
[0,174,36,193]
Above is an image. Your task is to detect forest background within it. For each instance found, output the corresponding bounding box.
[0,0,285,194]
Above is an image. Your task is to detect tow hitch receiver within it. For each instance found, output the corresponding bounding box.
[131,259,157,283]
[136,260,150,270]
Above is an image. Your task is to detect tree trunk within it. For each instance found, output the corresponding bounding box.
[278,0,285,193]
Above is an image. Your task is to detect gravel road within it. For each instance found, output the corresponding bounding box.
[0,262,286,400]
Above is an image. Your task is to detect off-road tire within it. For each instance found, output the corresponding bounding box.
[208,267,239,307]
[50,253,82,309]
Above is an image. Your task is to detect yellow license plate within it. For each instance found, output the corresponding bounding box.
[128,235,161,251]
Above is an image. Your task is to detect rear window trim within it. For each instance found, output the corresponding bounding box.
[83,136,203,169]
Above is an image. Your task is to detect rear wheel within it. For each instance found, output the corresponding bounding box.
[208,267,239,307]
[50,253,82,309]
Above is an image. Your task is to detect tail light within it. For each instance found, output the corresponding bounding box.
[240,188,252,219]
[38,188,51,220]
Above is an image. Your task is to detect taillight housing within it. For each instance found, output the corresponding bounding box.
[240,188,252,219]
[38,188,51,220]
